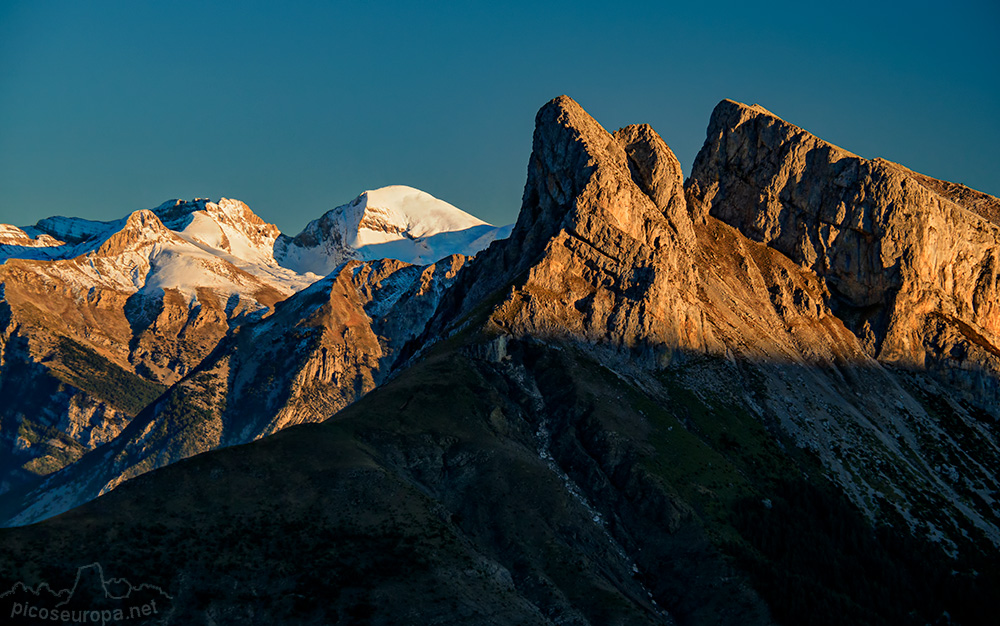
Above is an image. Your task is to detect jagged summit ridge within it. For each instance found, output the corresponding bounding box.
[423,94,1000,555]
[432,95,706,349]
[2,185,506,294]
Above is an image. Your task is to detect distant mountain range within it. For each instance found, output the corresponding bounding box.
[0,186,508,493]
[0,98,996,625]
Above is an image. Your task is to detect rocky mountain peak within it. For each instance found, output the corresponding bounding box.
[150,197,281,255]
[430,95,710,359]
[512,95,624,249]
[688,98,1000,404]
[151,198,212,224]
[709,99,788,131]
[94,209,176,258]
[206,198,281,241]
[501,96,696,284]
[613,123,695,245]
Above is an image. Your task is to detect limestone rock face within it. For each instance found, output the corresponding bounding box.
[688,99,1000,402]
[613,123,696,246]
[497,98,703,353]
[444,97,855,369]
[426,95,1000,556]
[434,97,708,360]
[516,97,688,262]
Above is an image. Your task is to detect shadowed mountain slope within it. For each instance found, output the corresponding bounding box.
[0,255,466,525]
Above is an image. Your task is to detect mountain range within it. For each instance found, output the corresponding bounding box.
[0,186,507,493]
[0,97,996,625]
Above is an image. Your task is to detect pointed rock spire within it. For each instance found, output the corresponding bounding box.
[613,123,695,245]
[499,95,696,283]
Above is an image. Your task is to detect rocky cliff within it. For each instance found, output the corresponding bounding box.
[687,99,1000,407]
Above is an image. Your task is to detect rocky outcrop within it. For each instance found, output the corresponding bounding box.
[438,97,859,370]
[613,123,696,246]
[687,99,1000,403]
[493,97,691,273]
[433,97,703,355]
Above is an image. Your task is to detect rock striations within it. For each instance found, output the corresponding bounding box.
[685,97,1000,521]
[688,99,1000,405]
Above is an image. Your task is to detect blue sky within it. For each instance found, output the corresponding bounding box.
[1,0,997,233]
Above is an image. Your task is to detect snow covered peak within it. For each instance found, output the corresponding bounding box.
[34,215,115,244]
[152,198,280,241]
[212,197,272,225]
[205,198,280,235]
[1,201,307,302]
[0,224,69,263]
[2,187,510,303]
[0,224,63,248]
[172,197,282,261]
[353,185,488,240]
[275,185,511,276]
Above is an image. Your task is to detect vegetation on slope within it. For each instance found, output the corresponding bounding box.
[51,337,166,416]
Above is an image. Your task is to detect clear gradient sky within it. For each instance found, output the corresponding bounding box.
[1,0,997,233]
